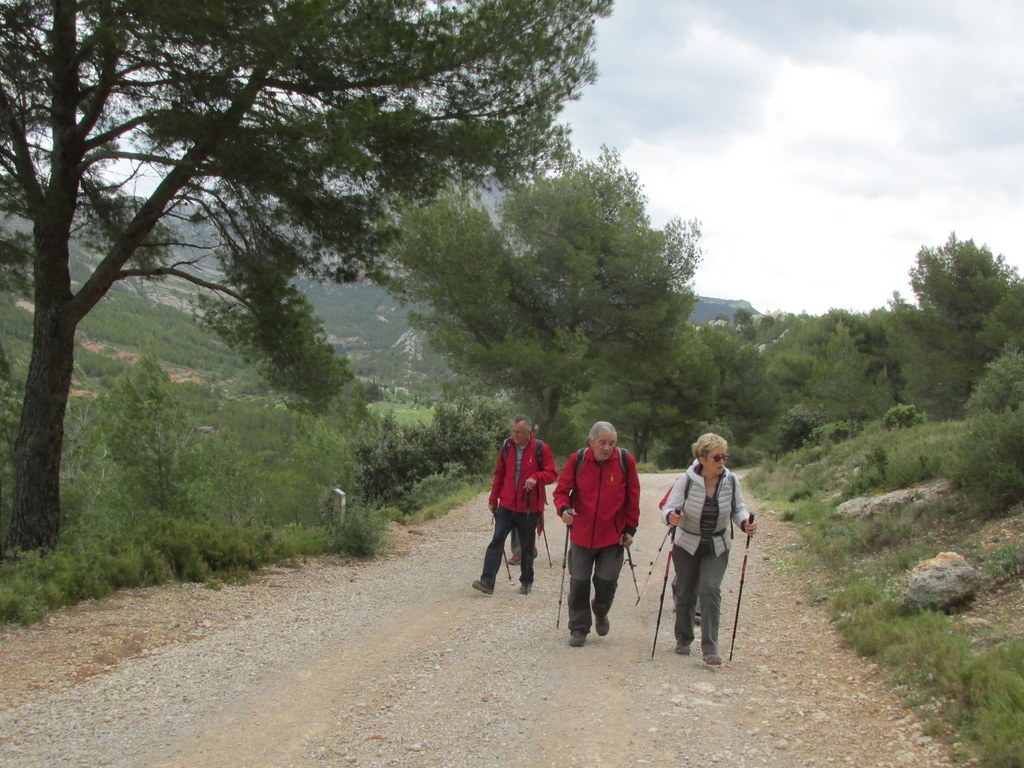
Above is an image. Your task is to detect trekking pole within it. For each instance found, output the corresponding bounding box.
[625,545,640,603]
[556,512,573,628]
[531,484,552,567]
[651,527,676,659]
[637,526,672,605]
[728,513,754,662]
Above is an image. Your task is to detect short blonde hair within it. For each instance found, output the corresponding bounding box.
[692,432,727,459]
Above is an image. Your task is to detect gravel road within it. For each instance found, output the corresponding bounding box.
[0,474,954,767]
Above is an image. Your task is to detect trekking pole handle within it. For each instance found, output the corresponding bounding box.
[560,508,575,527]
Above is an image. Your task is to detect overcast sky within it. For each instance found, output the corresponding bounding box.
[559,1,1024,316]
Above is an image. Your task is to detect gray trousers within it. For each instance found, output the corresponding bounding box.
[567,542,624,634]
[672,544,730,655]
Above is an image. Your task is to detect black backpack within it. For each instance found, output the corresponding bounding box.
[501,437,545,468]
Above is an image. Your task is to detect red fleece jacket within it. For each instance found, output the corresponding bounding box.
[488,436,558,513]
[552,447,640,549]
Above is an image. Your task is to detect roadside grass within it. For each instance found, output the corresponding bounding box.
[746,420,1024,768]
[0,508,387,625]
[0,477,492,626]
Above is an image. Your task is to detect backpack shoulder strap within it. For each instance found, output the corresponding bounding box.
[534,438,544,467]
[571,447,585,482]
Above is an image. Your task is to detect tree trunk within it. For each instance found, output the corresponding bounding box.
[536,387,562,440]
[4,237,77,557]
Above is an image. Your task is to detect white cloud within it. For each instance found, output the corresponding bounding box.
[562,1,1024,315]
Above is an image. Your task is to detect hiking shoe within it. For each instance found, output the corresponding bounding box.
[568,632,586,647]
[509,554,521,565]
[674,642,691,655]
[704,653,722,667]
[517,583,531,595]
[594,613,610,637]
[472,579,494,595]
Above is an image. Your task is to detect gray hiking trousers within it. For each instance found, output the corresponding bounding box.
[567,542,624,635]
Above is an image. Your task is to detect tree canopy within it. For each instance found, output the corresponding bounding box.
[892,234,1024,418]
[387,149,702,447]
[0,0,612,554]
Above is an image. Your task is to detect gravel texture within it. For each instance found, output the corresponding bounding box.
[0,475,956,767]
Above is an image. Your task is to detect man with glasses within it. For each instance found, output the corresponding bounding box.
[660,433,757,667]
[473,415,558,596]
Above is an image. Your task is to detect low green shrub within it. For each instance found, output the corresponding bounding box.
[808,420,860,446]
[335,506,387,558]
[882,404,925,430]
[778,404,825,452]
[956,409,1024,512]
[374,506,406,524]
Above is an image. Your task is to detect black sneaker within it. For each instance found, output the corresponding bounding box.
[472,579,494,595]
[568,632,586,647]
[517,583,531,595]
[594,613,610,636]
[674,642,691,655]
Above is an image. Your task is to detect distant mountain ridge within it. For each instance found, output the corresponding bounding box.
[58,231,756,393]
[689,296,759,324]
[300,282,759,392]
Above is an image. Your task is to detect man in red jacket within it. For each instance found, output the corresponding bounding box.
[553,421,641,647]
[473,415,558,596]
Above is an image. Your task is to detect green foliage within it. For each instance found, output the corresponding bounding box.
[0,517,334,624]
[966,347,1024,416]
[695,324,778,445]
[778,404,825,452]
[956,409,1024,512]
[334,506,387,558]
[958,642,1024,767]
[78,290,256,384]
[752,424,1024,767]
[892,234,1024,419]
[883,404,925,430]
[374,507,407,525]
[807,420,859,446]
[353,398,505,514]
[388,149,701,440]
[199,285,352,412]
[100,348,190,513]
[981,545,1024,581]
[3,0,613,553]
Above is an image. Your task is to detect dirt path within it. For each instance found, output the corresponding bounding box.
[0,475,954,767]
